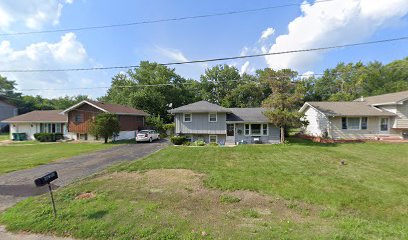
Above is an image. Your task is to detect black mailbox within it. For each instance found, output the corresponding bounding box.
[34,171,58,187]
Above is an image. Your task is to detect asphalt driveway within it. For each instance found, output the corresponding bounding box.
[0,140,168,211]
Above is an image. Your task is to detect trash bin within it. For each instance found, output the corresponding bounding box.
[12,132,27,141]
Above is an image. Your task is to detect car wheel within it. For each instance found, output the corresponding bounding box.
[149,138,152,143]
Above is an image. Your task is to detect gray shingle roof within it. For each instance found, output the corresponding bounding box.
[1,110,67,123]
[355,90,408,105]
[168,101,231,113]
[305,102,396,117]
[227,108,269,122]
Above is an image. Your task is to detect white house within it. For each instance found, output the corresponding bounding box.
[299,90,408,140]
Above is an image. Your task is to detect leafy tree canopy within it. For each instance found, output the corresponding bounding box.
[89,113,120,143]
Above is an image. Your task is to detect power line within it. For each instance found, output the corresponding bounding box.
[1,35,407,73]
[0,0,334,37]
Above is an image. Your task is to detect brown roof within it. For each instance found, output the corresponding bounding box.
[1,110,67,123]
[304,102,396,117]
[63,100,149,116]
[355,90,408,105]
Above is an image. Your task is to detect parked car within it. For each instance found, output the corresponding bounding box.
[136,130,160,143]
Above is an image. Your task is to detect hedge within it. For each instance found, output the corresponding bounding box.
[34,133,64,142]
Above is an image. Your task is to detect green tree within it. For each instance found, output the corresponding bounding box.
[0,75,22,105]
[101,61,197,122]
[261,69,306,143]
[199,64,241,106]
[89,113,120,143]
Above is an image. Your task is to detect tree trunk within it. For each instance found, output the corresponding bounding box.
[280,127,285,143]
[104,137,108,144]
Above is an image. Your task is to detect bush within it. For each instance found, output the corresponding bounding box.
[208,142,219,147]
[34,133,63,142]
[182,141,191,146]
[170,136,186,145]
[193,140,206,146]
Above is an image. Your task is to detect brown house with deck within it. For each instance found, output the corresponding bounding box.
[62,100,149,140]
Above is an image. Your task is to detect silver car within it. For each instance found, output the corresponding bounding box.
[136,130,160,143]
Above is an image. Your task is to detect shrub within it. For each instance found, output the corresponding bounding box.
[34,133,59,142]
[193,140,205,146]
[182,141,191,146]
[208,142,218,147]
[170,136,186,145]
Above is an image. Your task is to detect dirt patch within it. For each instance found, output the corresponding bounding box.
[95,169,329,238]
[75,192,96,200]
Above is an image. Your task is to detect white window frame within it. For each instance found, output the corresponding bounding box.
[341,117,369,131]
[244,123,269,136]
[262,124,268,136]
[209,135,217,143]
[244,124,250,136]
[183,113,192,122]
[208,112,217,122]
[379,117,389,133]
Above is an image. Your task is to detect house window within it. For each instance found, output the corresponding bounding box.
[251,124,261,135]
[262,124,268,136]
[347,117,360,130]
[361,117,368,130]
[40,123,62,133]
[244,124,269,136]
[209,135,217,143]
[342,117,369,130]
[342,117,347,129]
[183,113,192,122]
[209,113,217,122]
[244,124,250,135]
[380,118,389,131]
[75,114,83,123]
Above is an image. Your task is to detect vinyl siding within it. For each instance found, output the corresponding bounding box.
[396,100,408,118]
[0,100,17,128]
[174,113,227,134]
[330,116,401,139]
[303,106,329,137]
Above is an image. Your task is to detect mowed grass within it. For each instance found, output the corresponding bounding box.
[0,133,9,141]
[1,139,407,239]
[0,143,115,174]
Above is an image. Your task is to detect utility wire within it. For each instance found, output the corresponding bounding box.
[0,0,334,37]
[1,36,407,73]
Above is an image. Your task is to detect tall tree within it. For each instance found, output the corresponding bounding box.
[101,61,197,121]
[0,75,22,105]
[199,64,241,106]
[261,69,306,143]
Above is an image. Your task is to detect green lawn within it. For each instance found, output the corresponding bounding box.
[0,133,9,141]
[0,142,115,174]
[1,139,407,239]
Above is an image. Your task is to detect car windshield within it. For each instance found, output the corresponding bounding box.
[139,130,149,134]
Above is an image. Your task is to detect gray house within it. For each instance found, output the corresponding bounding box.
[0,98,18,132]
[169,101,280,144]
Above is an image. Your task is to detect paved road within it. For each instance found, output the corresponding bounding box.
[0,140,168,211]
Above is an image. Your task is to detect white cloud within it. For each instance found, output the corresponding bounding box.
[260,27,275,41]
[264,0,408,70]
[239,61,250,75]
[0,33,95,97]
[156,47,189,62]
[0,1,69,30]
[65,0,74,4]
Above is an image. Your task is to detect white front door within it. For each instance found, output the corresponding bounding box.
[226,124,235,144]
[379,117,389,134]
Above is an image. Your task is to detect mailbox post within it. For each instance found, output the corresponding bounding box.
[34,171,58,217]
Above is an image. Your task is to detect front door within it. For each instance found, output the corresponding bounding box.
[226,124,235,144]
[379,118,389,134]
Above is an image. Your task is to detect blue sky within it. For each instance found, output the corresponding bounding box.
[1,0,408,98]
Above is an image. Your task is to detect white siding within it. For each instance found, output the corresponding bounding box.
[396,100,408,118]
[303,106,329,137]
[10,123,69,140]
